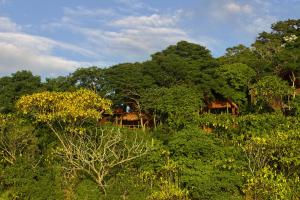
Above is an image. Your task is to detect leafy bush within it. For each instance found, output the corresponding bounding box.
[167,128,244,200]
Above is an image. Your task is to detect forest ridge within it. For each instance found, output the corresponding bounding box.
[0,19,300,199]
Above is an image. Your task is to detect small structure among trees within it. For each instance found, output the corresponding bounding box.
[206,100,239,115]
[100,105,150,129]
[115,111,149,129]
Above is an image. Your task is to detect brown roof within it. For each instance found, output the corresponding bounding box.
[121,112,139,121]
[207,100,238,109]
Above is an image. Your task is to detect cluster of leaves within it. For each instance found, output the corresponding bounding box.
[0,71,41,113]
[166,128,244,200]
[141,85,202,130]
[215,63,256,110]
[0,114,37,165]
[250,75,294,111]
[0,114,64,199]
[237,128,300,199]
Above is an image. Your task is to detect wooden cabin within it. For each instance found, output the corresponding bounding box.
[206,100,239,115]
[100,105,150,129]
[116,112,149,128]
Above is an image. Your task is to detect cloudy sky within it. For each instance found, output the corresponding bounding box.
[0,0,300,77]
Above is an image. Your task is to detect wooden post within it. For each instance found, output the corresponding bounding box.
[153,113,157,130]
[226,102,229,114]
[115,116,118,125]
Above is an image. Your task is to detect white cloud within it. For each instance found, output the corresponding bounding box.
[212,1,253,19]
[89,26,187,51]
[42,4,219,62]
[70,26,189,62]
[63,6,115,17]
[112,14,177,27]
[0,16,98,76]
[115,0,144,9]
[0,32,95,56]
[0,16,21,32]
[245,15,277,34]
[63,12,193,61]
[0,43,79,76]
[209,0,277,36]
[225,2,252,14]
[114,0,158,12]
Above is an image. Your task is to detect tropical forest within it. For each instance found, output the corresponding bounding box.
[0,19,300,200]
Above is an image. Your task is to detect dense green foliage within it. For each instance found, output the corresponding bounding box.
[0,19,300,199]
[141,85,202,130]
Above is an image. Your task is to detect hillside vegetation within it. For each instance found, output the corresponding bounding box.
[0,19,300,200]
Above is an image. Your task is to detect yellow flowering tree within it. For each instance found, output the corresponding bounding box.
[16,89,111,143]
[16,89,112,125]
[16,89,148,195]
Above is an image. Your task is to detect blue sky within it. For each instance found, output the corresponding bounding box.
[0,0,300,77]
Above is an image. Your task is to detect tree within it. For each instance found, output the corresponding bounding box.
[249,75,294,111]
[104,63,155,103]
[55,127,148,194]
[167,128,244,200]
[103,63,155,131]
[16,89,148,194]
[237,129,300,199]
[141,85,203,130]
[16,89,112,128]
[252,19,300,83]
[218,45,267,76]
[69,67,111,96]
[144,41,218,95]
[0,114,37,165]
[215,63,256,111]
[44,76,74,92]
[0,71,41,113]
[146,158,190,200]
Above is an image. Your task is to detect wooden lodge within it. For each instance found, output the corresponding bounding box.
[206,100,239,115]
[100,106,150,129]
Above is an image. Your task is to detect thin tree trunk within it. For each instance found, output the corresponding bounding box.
[153,112,157,130]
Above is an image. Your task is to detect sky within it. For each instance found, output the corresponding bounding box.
[0,0,300,77]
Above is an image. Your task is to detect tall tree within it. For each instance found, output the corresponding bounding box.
[104,62,155,104]
[0,71,41,113]
[44,76,74,92]
[214,63,256,111]
[69,67,110,96]
[143,41,218,96]
[249,75,294,111]
[252,19,300,85]
[141,85,203,130]
[218,45,267,76]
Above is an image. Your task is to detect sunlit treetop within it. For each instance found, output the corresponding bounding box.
[16,89,112,124]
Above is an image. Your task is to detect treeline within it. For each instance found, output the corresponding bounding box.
[0,19,299,199]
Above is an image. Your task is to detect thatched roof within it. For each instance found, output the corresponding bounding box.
[121,112,149,121]
[121,113,139,121]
